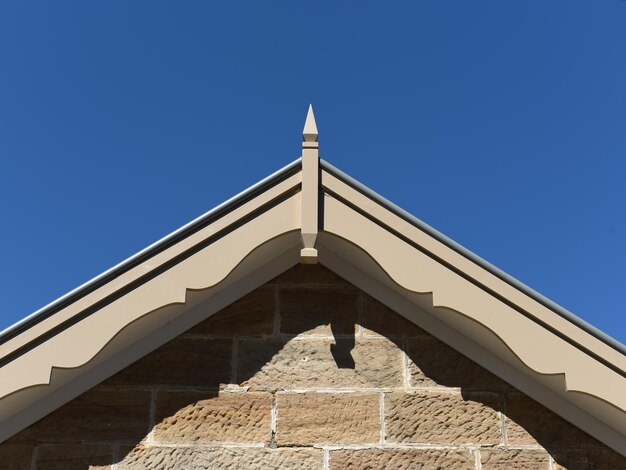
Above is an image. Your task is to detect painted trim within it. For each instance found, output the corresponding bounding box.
[0,159,302,347]
[321,193,626,410]
[0,239,301,443]
[320,159,626,357]
[318,240,626,454]
[0,195,301,400]
[321,168,626,375]
[0,169,302,366]
[325,185,625,379]
[0,156,624,454]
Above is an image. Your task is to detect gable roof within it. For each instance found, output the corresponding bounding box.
[1,107,624,455]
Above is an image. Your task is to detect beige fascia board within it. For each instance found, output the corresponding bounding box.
[0,183,302,400]
[320,187,626,446]
[0,234,301,443]
[2,148,624,453]
[316,236,626,455]
[321,169,626,374]
[0,171,302,365]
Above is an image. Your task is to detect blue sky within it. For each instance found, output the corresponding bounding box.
[1,1,625,343]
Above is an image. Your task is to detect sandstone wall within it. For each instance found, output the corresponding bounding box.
[1,265,623,469]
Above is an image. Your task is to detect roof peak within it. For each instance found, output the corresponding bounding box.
[300,104,319,264]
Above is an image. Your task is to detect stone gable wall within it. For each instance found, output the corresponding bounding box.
[1,265,623,469]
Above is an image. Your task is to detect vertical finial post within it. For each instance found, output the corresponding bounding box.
[300,105,319,263]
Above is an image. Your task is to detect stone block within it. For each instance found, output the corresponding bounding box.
[9,389,149,444]
[0,445,33,470]
[185,286,275,336]
[271,265,349,285]
[279,286,358,336]
[329,448,475,470]
[481,449,550,469]
[552,448,626,470]
[154,390,271,444]
[105,337,232,387]
[238,337,403,390]
[385,391,501,445]
[36,444,112,470]
[276,392,380,445]
[118,446,322,470]
[407,336,512,391]
[504,393,600,448]
[360,294,426,337]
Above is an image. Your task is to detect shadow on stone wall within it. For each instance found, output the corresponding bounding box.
[1,266,623,470]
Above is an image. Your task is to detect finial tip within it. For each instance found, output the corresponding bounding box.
[303,104,318,143]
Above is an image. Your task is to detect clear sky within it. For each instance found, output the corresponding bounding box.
[1,1,625,344]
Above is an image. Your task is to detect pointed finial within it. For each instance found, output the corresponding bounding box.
[303,104,318,146]
[300,104,319,263]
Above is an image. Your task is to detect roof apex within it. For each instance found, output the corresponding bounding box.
[0,113,624,454]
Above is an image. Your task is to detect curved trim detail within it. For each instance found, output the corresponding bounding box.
[0,196,301,400]
[321,195,626,415]
[0,159,303,348]
[325,184,625,378]
[1,154,624,454]
[0,177,302,368]
[320,159,626,357]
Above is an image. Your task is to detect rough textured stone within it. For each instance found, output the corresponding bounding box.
[9,389,149,444]
[329,448,475,469]
[552,448,626,470]
[280,286,358,336]
[0,445,33,470]
[2,264,622,470]
[277,392,379,445]
[118,446,321,470]
[505,393,600,448]
[105,337,232,387]
[271,264,349,285]
[185,286,275,336]
[407,336,512,391]
[360,294,426,337]
[36,444,112,470]
[385,391,501,445]
[238,337,403,389]
[154,391,271,444]
[481,449,550,469]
